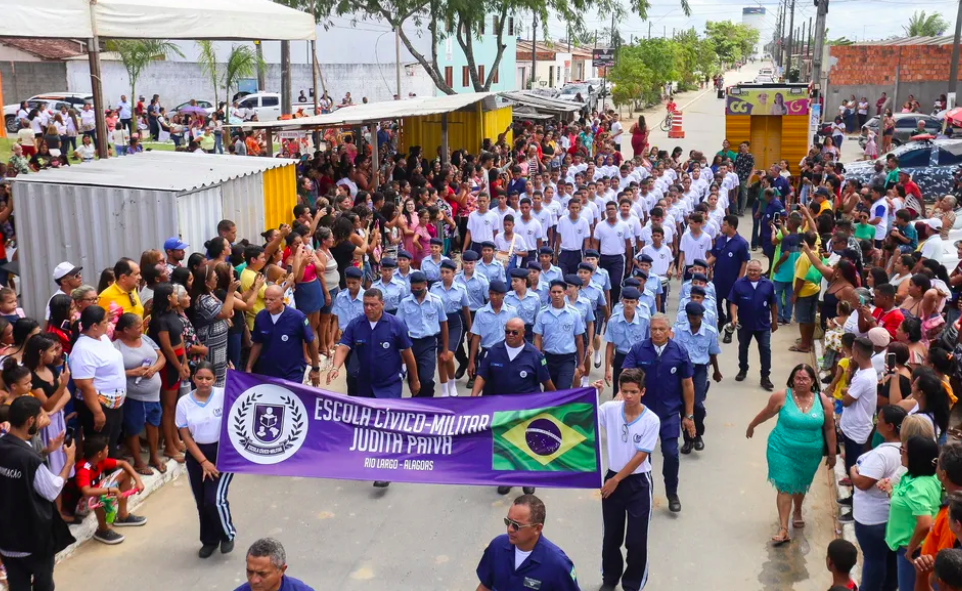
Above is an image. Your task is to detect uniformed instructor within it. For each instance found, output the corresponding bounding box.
[476,494,580,591]
[621,313,695,513]
[246,285,321,386]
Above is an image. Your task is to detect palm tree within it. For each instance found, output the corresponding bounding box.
[196,41,220,107]
[903,11,949,37]
[224,45,265,104]
[107,40,184,102]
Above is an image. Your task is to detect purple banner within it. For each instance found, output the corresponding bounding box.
[217,371,602,489]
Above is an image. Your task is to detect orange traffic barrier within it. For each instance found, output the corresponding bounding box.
[668,110,684,138]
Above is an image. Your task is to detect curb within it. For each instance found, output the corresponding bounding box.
[55,458,186,563]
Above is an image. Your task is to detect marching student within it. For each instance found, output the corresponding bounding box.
[371,258,408,314]
[556,199,591,276]
[467,280,518,389]
[672,302,723,454]
[593,368,660,591]
[177,362,235,558]
[431,260,472,397]
[604,288,651,398]
[397,272,448,398]
[454,250,489,380]
[533,279,586,390]
[505,268,542,343]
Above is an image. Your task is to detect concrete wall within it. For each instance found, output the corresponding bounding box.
[0,62,68,105]
[65,59,437,110]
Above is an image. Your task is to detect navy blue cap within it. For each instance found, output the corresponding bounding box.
[345,267,363,279]
[462,250,479,261]
[430,238,443,246]
[577,262,594,272]
[397,249,413,260]
[549,279,567,290]
[440,260,457,271]
[481,241,496,250]
[621,287,641,300]
[690,286,707,296]
[634,270,649,280]
[409,271,427,284]
[488,280,508,294]
[691,272,708,282]
[584,248,600,258]
[509,268,529,279]
[526,261,542,271]
[538,246,554,255]
[381,258,397,268]
[623,277,641,287]
[693,258,708,268]
[564,274,582,287]
[638,254,654,264]
[685,301,705,316]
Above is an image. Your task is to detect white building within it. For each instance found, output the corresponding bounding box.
[741,7,771,59]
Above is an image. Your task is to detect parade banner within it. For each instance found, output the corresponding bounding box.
[726,88,810,116]
[217,372,602,488]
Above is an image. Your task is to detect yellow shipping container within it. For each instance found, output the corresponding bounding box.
[262,165,296,231]
[399,105,513,156]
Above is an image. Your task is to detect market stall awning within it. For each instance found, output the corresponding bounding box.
[0,0,315,40]
[499,91,583,113]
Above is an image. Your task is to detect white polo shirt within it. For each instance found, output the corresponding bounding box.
[679,230,713,263]
[466,210,501,243]
[641,244,673,277]
[514,217,544,248]
[557,215,590,251]
[593,219,631,256]
[599,401,660,474]
[531,207,554,238]
[640,222,674,245]
[175,387,226,444]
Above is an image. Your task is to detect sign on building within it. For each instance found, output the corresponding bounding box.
[592,48,615,68]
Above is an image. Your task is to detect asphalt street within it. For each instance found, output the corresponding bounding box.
[52,63,839,591]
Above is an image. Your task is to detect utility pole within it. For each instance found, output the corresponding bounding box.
[280,41,291,115]
[774,0,782,66]
[395,26,402,99]
[950,0,962,105]
[310,3,319,117]
[255,41,266,90]
[812,0,828,88]
[807,17,812,56]
[785,0,796,77]
[648,21,652,39]
[87,1,108,160]
[530,11,537,89]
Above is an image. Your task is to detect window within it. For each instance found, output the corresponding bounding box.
[493,68,499,84]
[445,66,453,88]
[938,148,962,166]
[897,147,931,168]
[462,66,470,87]
[478,65,485,84]
[548,65,554,87]
[508,17,514,35]
[895,117,918,129]
[261,96,279,107]
[239,97,256,109]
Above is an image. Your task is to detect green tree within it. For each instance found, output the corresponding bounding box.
[196,41,220,107]
[223,45,265,102]
[704,21,758,65]
[904,11,949,37]
[106,40,184,103]
[610,37,681,108]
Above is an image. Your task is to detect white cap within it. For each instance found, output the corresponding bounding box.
[52,262,82,282]
[925,218,943,231]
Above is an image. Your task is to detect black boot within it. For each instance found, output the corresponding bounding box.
[735,370,747,382]
[497,486,512,495]
[681,439,694,455]
[693,436,705,451]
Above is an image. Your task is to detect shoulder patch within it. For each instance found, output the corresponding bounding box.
[541,357,547,366]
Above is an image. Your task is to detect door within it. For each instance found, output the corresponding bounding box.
[750,116,781,170]
[260,95,281,121]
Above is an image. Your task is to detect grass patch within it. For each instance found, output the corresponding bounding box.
[1,136,177,165]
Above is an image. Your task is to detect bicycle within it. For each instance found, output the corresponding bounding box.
[659,112,673,132]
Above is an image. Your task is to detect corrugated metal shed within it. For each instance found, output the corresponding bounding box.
[853,36,955,47]
[12,151,296,318]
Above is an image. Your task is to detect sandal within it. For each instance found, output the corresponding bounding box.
[133,465,154,476]
[792,516,805,528]
[770,530,791,546]
[788,345,811,353]
[150,460,168,474]
[164,452,186,464]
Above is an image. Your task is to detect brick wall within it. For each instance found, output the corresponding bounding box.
[0,62,68,104]
[828,44,962,85]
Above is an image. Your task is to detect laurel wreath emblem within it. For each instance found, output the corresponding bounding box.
[233,391,305,451]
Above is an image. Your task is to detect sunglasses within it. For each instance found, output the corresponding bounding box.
[504,329,521,336]
[621,423,629,443]
[504,517,536,532]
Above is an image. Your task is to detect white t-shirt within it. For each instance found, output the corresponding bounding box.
[870,198,889,241]
[466,210,501,243]
[76,144,96,162]
[593,220,631,255]
[557,215,591,251]
[69,334,128,394]
[515,547,533,569]
[494,232,530,267]
[618,214,643,242]
[599,401,660,474]
[852,442,902,525]
[639,222,674,246]
[337,177,358,197]
[679,230,712,263]
[920,235,944,263]
[531,208,554,238]
[839,366,878,444]
[514,217,544,248]
[640,244,673,277]
[610,121,623,142]
[174,387,225,444]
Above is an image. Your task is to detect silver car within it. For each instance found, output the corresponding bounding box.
[859,113,942,149]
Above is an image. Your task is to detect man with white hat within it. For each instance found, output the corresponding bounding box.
[917,218,944,265]
[46,262,83,320]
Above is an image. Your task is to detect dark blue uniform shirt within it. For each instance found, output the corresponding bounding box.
[727,276,777,332]
[710,233,750,299]
[476,534,580,591]
[477,341,551,396]
[252,306,315,383]
[233,575,314,591]
[622,339,693,435]
[339,312,413,398]
[759,198,785,252]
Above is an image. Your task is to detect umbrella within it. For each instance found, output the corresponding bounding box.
[945,107,962,127]
[909,133,936,142]
[179,105,208,115]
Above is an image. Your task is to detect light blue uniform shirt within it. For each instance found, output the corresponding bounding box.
[533,304,585,354]
[470,303,518,349]
[672,322,721,365]
[676,298,719,330]
[580,281,607,312]
[604,308,651,354]
[455,271,489,311]
[567,296,596,327]
[591,267,612,291]
[541,264,563,285]
[638,271,664,296]
[332,289,364,329]
[531,278,550,306]
[505,290,542,326]
[430,282,470,315]
[618,287,657,316]
[371,277,408,311]
[680,281,717,301]
[477,259,507,284]
[398,292,447,338]
[420,256,450,283]
[394,268,413,292]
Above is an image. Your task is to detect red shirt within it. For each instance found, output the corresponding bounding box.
[902,180,922,201]
[75,457,118,490]
[872,306,905,339]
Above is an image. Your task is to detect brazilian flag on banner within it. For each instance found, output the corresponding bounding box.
[491,403,597,472]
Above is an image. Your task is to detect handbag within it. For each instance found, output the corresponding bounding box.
[495,233,517,267]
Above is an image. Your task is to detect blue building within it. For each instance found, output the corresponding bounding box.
[435,15,518,93]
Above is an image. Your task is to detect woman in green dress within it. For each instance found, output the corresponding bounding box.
[746,364,836,545]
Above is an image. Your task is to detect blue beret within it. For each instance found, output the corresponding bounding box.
[509,268,529,279]
[488,280,508,294]
[638,254,654,263]
[685,301,705,316]
[549,279,567,290]
[634,270,649,280]
[430,237,443,246]
[584,249,600,258]
[440,260,457,271]
[526,261,542,271]
[462,250,479,261]
[564,274,582,287]
[693,258,708,268]
[481,241,496,250]
[691,273,708,282]
[345,267,363,279]
[577,262,594,272]
[690,286,707,296]
[623,277,641,287]
[397,249,413,260]
[621,287,641,300]
[381,258,397,268]
[409,271,427,284]
[539,246,554,255]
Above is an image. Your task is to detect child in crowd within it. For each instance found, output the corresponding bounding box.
[826,539,859,590]
[0,288,25,324]
[75,434,148,545]
[823,301,853,374]
[827,332,857,417]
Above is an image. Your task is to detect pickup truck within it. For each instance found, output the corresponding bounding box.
[234,92,322,122]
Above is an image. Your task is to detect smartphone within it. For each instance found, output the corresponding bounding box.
[886,353,896,371]
[285,264,293,274]
[64,426,75,447]
[773,212,781,224]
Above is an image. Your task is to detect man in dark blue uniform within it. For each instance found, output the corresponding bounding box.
[707,214,750,328]
[476,494,580,591]
[728,259,778,391]
[621,313,695,513]
[247,285,321,386]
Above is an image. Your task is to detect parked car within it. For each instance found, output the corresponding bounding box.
[753,75,774,84]
[843,139,962,198]
[858,113,942,149]
[172,100,216,115]
[4,92,93,133]
[234,92,320,122]
[558,83,599,113]
[582,78,613,96]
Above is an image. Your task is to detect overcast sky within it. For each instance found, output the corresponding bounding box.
[536,0,959,49]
